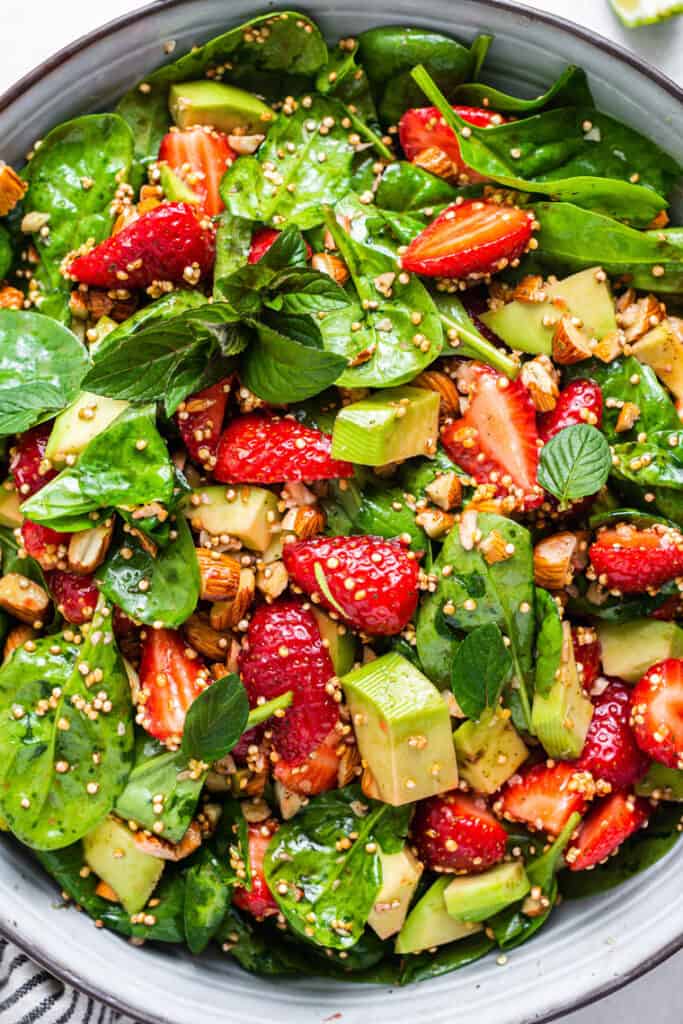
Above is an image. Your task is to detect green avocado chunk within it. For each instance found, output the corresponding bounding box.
[184,484,281,552]
[532,621,594,759]
[331,386,440,466]
[454,707,528,795]
[598,618,683,683]
[46,392,129,466]
[0,484,22,529]
[311,607,356,676]
[168,80,272,133]
[395,876,482,954]
[83,816,164,914]
[636,762,683,801]
[444,861,530,923]
[367,846,423,940]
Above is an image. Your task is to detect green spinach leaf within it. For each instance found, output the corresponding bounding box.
[455,65,593,113]
[0,224,13,279]
[538,423,611,504]
[451,622,512,718]
[185,849,234,954]
[433,292,519,378]
[214,211,254,288]
[114,742,205,844]
[315,38,379,127]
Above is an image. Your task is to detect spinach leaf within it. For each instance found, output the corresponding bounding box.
[241,320,346,403]
[451,622,512,719]
[0,524,46,588]
[397,932,496,984]
[181,674,250,763]
[185,849,234,954]
[214,211,254,287]
[375,160,467,213]
[0,310,89,436]
[455,66,593,113]
[351,486,428,552]
[114,744,206,844]
[566,574,677,622]
[433,292,519,379]
[534,588,564,697]
[611,431,683,491]
[315,38,379,127]
[265,784,411,949]
[0,224,13,278]
[0,598,134,849]
[538,423,611,504]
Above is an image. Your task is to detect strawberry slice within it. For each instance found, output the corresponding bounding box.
[401,199,535,280]
[572,626,602,692]
[411,793,507,873]
[214,413,354,484]
[138,627,211,743]
[176,378,232,470]
[47,570,99,625]
[10,424,57,498]
[441,362,543,511]
[158,127,235,217]
[574,681,650,789]
[21,520,70,572]
[282,535,419,636]
[630,658,683,769]
[232,821,280,919]
[498,761,591,836]
[399,105,504,184]
[248,227,312,264]
[566,792,649,871]
[274,727,342,796]
[589,524,683,594]
[68,202,215,290]
[538,379,603,442]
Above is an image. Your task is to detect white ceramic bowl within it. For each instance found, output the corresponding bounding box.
[1,3,682,1022]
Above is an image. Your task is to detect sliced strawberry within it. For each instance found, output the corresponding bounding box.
[411,793,507,873]
[138,627,211,743]
[68,202,215,290]
[574,681,650,789]
[630,658,683,769]
[589,524,683,594]
[238,598,338,764]
[498,761,590,836]
[158,126,235,217]
[567,792,649,871]
[214,413,353,484]
[10,424,57,498]
[441,362,543,511]
[21,520,70,571]
[401,199,535,280]
[47,570,99,625]
[232,821,280,919]
[282,535,419,636]
[572,626,602,692]
[274,727,342,796]
[399,105,504,184]
[176,378,232,470]
[538,379,603,442]
[650,595,683,620]
[248,227,312,264]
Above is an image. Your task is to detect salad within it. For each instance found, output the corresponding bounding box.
[0,9,682,987]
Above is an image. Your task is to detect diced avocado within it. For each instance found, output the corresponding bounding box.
[444,862,530,923]
[184,485,281,552]
[454,707,528,795]
[82,816,164,914]
[636,762,683,801]
[45,392,129,465]
[168,80,272,134]
[312,607,356,676]
[395,877,482,954]
[0,484,22,529]
[598,618,683,683]
[481,267,617,355]
[159,163,201,206]
[632,321,683,402]
[532,621,593,759]
[331,386,440,466]
[368,846,423,940]
[341,652,458,806]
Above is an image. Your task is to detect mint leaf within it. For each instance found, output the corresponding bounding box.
[538,423,611,504]
[451,622,513,719]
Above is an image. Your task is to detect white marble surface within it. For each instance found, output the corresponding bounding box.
[0,0,681,1021]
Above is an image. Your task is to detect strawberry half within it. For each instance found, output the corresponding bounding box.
[410,793,507,873]
[574,681,650,790]
[248,227,312,264]
[572,626,602,692]
[282,535,419,636]
[10,424,57,498]
[232,821,280,919]
[538,379,603,442]
[567,792,649,871]
[68,202,215,290]
[589,524,683,594]
[158,126,235,217]
[21,520,70,572]
[498,761,591,836]
[630,658,683,769]
[176,378,232,470]
[138,627,211,743]
[214,413,353,484]
[441,362,543,511]
[399,105,504,184]
[400,199,535,281]
[47,570,99,625]
[274,727,342,796]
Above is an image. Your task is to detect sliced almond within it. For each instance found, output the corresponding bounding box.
[227,133,265,155]
[520,355,559,412]
[0,573,50,625]
[615,401,641,433]
[480,529,512,565]
[183,611,231,661]
[533,532,578,590]
[281,505,326,540]
[552,317,593,364]
[209,568,255,630]
[196,547,241,601]
[256,559,289,601]
[512,275,548,304]
[593,330,623,364]
[412,369,460,418]
[0,163,28,216]
[425,471,463,511]
[415,507,454,539]
[67,525,113,575]
[311,252,349,285]
[0,285,24,310]
[412,146,458,182]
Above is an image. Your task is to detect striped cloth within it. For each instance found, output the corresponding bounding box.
[0,940,137,1024]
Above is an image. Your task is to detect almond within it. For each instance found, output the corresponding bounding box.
[361,766,381,800]
[337,742,361,788]
[415,507,455,539]
[241,797,272,824]
[480,529,512,565]
[94,880,121,903]
[227,133,265,155]
[593,330,623,364]
[274,780,308,820]
[513,275,548,304]
[311,252,349,285]
[0,163,27,216]
[67,524,113,575]
[520,355,559,412]
[615,401,641,433]
[3,624,36,663]
[209,568,255,630]
[133,820,203,862]
[281,505,326,540]
[533,532,579,590]
[0,573,50,625]
[618,293,665,343]
[184,611,232,661]
[256,559,289,601]
[196,547,241,601]
[424,471,463,511]
[0,285,24,310]
[412,146,458,182]
[552,317,593,365]
[412,369,460,418]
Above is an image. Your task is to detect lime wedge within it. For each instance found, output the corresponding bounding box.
[610,0,683,26]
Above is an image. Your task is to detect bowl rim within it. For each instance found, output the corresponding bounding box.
[0,0,682,1020]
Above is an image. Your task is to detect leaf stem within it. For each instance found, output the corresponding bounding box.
[246,690,294,729]
[343,108,394,162]
[438,309,519,379]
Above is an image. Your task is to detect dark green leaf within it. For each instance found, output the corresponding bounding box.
[181,674,249,763]
[114,746,205,844]
[184,849,233,954]
[258,224,310,269]
[455,65,593,113]
[433,292,519,379]
[241,320,346,403]
[213,211,253,289]
[375,160,469,213]
[397,932,495,984]
[611,431,683,491]
[315,39,379,127]
[0,224,12,279]
[451,622,512,718]
[538,424,611,504]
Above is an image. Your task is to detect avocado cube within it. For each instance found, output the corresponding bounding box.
[331,386,439,466]
[46,392,129,465]
[633,320,683,402]
[0,484,22,529]
[159,163,201,206]
[311,607,356,676]
[532,622,593,759]
[636,762,683,801]
[83,816,164,914]
[454,707,528,795]
[168,80,272,134]
[184,485,281,552]
[444,862,530,923]
[367,846,423,940]
[598,619,683,683]
[341,653,458,806]
[395,877,482,954]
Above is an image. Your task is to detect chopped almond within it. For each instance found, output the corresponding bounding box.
[0,573,50,625]
[67,525,113,575]
[227,133,265,155]
[617,293,665,343]
[533,532,579,590]
[412,146,458,182]
[615,402,641,433]
[3,624,36,663]
[311,252,349,285]
[425,471,463,511]
[196,547,241,601]
[256,559,289,601]
[132,820,203,861]
[552,317,593,364]
[480,529,512,565]
[412,368,460,418]
[209,568,255,630]
[593,330,623,364]
[95,880,121,903]
[0,285,24,310]
[183,611,232,661]
[0,163,27,216]
[521,355,560,412]
[415,507,455,539]
[281,505,326,540]
[513,275,548,304]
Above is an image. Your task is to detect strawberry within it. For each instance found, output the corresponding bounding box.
[232,821,280,919]
[282,535,419,636]
[47,570,99,625]
[21,520,70,572]
[238,599,338,764]
[68,202,215,290]
[214,413,353,484]
[248,227,312,264]
[399,105,504,184]
[158,126,235,217]
[176,378,232,470]
[138,627,211,743]
[10,424,57,498]
[538,379,603,442]
[410,793,507,873]
[650,595,683,620]
[441,362,543,511]
[566,792,649,871]
[630,658,683,769]
[498,761,590,836]
[274,727,342,796]
[572,627,602,692]
[400,199,535,280]
[574,681,650,789]
[589,524,683,594]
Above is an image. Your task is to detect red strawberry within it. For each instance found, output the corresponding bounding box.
[567,792,649,871]
[411,793,507,873]
[399,105,504,184]
[650,595,683,620]
[238,599,338,764]
[574,681,650,789]
[572,627,602,692]
[47,570,99,625]
[589,524,683,594]
[630,659,683,769]
[274,727,342,796]
[538,379,603,442]
[68,202,215,289]
[158,126,235,217]
[10,424,57,498]
[138,627,211,743]
[401,199,535,280]
[248,227,312,264]
[214,413,353,484]
[21,520,70,571]
[282,535,419,636]
[232,821,280,919]
[441,362,543,511]
[498,761,590,836]
[176,378,232,469]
